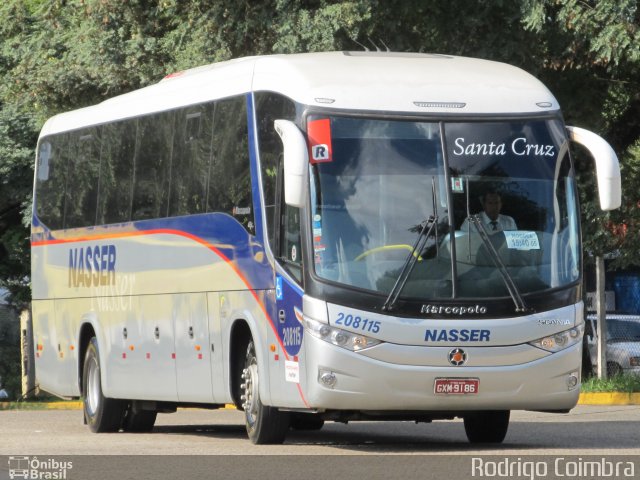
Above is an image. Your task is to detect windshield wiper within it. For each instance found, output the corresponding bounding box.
[382,215,438,312]
[468,215,529,313]
[382,177,441,313]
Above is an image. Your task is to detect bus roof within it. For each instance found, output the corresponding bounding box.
[39,51,560,137]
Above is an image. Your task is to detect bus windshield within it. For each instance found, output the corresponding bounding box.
[309,115,579,301]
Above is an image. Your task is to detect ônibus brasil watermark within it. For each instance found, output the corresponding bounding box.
[471,457,635,480]
[8,456,73,480]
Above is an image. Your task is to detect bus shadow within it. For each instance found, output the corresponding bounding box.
[283,418,640,453]
[151,418,640,453]
[152,423,247,439]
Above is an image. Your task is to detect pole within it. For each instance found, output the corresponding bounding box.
[20,308,35,398]
[596,256,607,379]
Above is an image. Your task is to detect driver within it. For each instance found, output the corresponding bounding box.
[461,191,517,233]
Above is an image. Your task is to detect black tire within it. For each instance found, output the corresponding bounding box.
[463,410,510,444]
[291,413,325,431]
[122,402,157,433]
[241,340,290,444]
[82,337,126,432]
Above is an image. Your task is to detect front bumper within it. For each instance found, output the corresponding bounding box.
[302,334,581,412]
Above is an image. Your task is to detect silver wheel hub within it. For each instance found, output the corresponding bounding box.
[241,364,259,427]
[86,357,100,415]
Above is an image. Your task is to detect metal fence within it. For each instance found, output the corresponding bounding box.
[585,314,640,378]
[585,273,640,378]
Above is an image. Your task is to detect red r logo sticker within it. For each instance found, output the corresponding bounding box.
[307,119,333,163]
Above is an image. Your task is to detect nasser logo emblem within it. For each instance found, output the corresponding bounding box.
[448,348,467,366]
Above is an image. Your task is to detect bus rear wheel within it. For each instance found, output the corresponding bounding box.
[241,340,290,444]
[463,410,510,444]
[82,337,126,432]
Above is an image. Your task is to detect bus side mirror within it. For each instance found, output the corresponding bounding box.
[274,120,307,208]
[567,126,621,211]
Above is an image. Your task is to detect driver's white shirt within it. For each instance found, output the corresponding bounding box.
[460,212,517,233]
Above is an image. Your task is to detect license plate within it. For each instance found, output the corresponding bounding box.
[434,378,479,395]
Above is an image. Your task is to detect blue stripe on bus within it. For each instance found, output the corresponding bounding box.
[246,93,265,245]
[33,212,275,292]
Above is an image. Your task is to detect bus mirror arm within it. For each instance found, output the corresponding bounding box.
[566,126,621,211]
[274,119,308,208]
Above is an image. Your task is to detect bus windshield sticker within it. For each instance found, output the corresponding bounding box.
[307,118,333,163]
[451,137,556,158]
[313,214,326,260]
[451,177,464,193]
[504,231,540,250]
[232,206,251,216]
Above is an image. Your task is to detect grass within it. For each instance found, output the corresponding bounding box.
[0,393,79,410]
[1,401,57,410]
[581,373,640,393]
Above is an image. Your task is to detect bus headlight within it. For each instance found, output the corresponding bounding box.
[305,318,382,351]
[529,324,584,353]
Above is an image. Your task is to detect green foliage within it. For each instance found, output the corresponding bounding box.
[581,373,640,393]
[0,399,76,410]
[0,0,639,308]
[0,310,21,400]
[521,0,640,267]
[606,140,640,268]
[0,104,35,306]
[273,1,372,53]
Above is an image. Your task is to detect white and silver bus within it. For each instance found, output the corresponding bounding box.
[31,52,621,444]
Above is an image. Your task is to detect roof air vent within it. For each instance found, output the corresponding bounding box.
[414,101,466,109]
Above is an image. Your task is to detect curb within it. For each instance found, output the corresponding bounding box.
[43,401,83,410]
[578,392,640,405]
[2,396,639,411]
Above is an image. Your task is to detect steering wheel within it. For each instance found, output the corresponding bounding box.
[355,244,423,262]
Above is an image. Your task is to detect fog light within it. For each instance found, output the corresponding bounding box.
[319,370,337,389]
[567,372,579,390]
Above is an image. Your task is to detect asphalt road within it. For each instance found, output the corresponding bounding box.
[1,405,639,455]
[1,406,638,479]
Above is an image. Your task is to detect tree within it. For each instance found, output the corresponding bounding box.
[521,0,640,264]
[0,0,639,311]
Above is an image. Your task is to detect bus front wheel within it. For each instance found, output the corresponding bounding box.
[463,410,510,444]
[82,337,126,433]
[241,340,290,444]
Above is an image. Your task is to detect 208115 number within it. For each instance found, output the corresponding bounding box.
[282,326,302,346]
[335,312,381,334]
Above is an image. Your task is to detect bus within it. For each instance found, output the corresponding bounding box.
[31,51,621,444]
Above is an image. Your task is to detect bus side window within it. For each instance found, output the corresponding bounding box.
[207,97,254,234]
[254,92,298,251]
[35,135,68,230]
[280,199,302,283]
[269,153,303,283]
[131,111,175,220]
[98,121,136,225]
[168,106,211,217]
[64,128,101,229]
